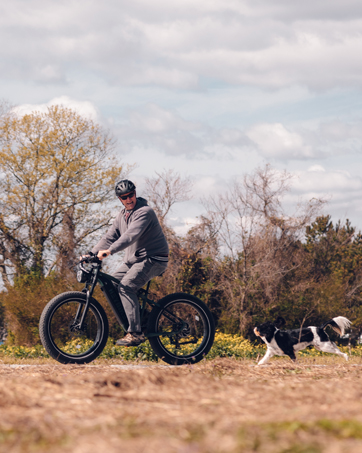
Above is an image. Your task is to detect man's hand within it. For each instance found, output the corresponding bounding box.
[97,250,111,260]
[79,254,90,261]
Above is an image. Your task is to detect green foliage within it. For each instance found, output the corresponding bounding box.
[206,332,266,359]
[1,332,361,361]
[0,344,49,359]
[300,216,362,326]
[3,214,362,346]
[159,215,362,338]
[2,143,362,346]
[0,272,78,345]
[100,339,159,361]
[0,105,124,279]
[0,271,126,346]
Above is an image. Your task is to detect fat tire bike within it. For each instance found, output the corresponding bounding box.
[39,255,215,365]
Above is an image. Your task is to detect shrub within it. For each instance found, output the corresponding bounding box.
[0,271,126,346]
[1,332,361,361]
[0,273,78,346]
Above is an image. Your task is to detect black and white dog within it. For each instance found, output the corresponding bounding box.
[254,316,351,365]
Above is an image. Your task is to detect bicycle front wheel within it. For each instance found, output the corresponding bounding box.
[39,291,109,364]
[147,293,215,365]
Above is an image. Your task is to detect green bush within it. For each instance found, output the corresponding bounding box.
[0,338,159,361]
[0,273,78,346]
[0,272,124,346]
[1,332,361,361]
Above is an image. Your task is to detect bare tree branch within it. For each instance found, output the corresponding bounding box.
[144,169,193,221]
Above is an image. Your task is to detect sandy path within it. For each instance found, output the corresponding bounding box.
[1,358,362,452]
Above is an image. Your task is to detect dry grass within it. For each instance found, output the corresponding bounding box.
[1,356,362,452]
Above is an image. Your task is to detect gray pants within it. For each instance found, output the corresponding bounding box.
[113,258,168,332]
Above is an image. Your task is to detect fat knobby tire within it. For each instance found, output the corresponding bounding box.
[39,291,109,364]
[147,293,215,365]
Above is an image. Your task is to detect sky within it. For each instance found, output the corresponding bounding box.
[1,0,362,233]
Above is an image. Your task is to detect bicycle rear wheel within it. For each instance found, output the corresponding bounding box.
[39,291,109,364]
[147,293,215,365]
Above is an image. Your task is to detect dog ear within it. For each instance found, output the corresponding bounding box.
[274,316,286,328]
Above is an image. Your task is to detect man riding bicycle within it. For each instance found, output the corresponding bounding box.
[90,179,169,347]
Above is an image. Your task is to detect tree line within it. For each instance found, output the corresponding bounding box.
[150,167,362,338]
[1,103,361,344]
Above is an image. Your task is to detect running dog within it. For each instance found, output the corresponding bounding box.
[254,316,351,365]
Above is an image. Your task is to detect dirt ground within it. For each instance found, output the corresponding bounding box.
[1,357,362,453]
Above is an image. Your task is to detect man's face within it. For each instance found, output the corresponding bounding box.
[118,191,137,210]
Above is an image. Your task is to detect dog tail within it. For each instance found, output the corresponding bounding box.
[320,316,352,336]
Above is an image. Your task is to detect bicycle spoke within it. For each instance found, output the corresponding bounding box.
[49,300,101,356]
[155,301,206,357]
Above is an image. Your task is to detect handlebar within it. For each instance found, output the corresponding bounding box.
[79,254,102,264]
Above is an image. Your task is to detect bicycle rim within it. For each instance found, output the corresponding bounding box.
[154,299,211,359]
[47,298,104,359]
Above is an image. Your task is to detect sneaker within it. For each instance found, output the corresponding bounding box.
[115,332,146,347]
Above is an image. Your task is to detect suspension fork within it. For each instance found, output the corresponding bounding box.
[79,264,101,329]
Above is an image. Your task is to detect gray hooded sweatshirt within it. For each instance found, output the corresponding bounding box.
[91,197,169,265]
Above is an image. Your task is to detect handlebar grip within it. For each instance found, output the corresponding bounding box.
[79,255,101,264]
[102,253,108,257]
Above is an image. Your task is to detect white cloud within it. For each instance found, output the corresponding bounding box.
[116,103,203,156]
[2,1,362,90]
[308,165,326,172]
[255,167,362,229]
[287,169,362,224]
[111,101,362,164]
[171,216,201,236]
[2,1,362,230]
[127,103,199,133]
[193,176,221,197]
[293,169,361,194]
[246,123,313,159]
[241,118,362,161]
[13,96,99,120]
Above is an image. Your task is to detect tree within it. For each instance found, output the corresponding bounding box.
[143,170,218,303]
[144,169,193,278]
[0,105,125,286]
[304,216,362,324]
[204,165,325,333]
[0,100,13,286]
[144,169,192,222]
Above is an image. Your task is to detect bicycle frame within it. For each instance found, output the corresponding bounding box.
[79,261,186,338]
[97,270,156,331]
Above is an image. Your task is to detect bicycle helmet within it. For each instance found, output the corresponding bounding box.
[115,179,136,196]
